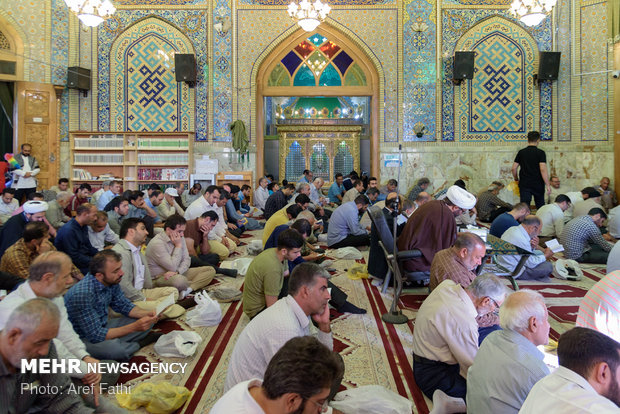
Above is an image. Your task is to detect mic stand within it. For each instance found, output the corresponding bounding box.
[382,197,408,324]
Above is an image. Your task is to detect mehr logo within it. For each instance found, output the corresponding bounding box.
[21,359,188,374]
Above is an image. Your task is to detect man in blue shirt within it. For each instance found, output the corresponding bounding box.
[64,250,159,361]
[327,194,370,248]
[327,173,345,204]
[489,202,530,238]
[54,203,99,275]
[96,180,121,210]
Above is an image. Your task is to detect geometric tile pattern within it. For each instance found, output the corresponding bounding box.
[555,0,572,141]
[110,19,194,133]
[455,17,538,142]
[213,0,233,141]
[97,10,207,141]
[51,0,69,86]
[238,0,393,4]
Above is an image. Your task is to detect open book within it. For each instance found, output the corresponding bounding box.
[545,238,564,253]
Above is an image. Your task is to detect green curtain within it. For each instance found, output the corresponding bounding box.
[610,0,620,44]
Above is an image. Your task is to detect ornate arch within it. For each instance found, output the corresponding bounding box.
[454,16,539,142]
[254,22,382,179]
[110,16,195,132]
[0,12,25,81]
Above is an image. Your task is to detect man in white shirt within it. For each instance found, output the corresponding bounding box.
[412,273,506,400]
[466,290,551,414]
[576,271,620,342]
[607,204,620,239]
[520,327,620,413]
[536,194,571,240]
[573,187,605,217]
[497,215,554,281]
[213,336,344,414]
[226,262,333,391]
[157,187,184,220]
[254,177,270,211]
[11,143,40,203]
[0,188,18,224]
[88,211,120,251]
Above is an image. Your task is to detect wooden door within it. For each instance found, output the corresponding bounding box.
[14,82,59,191]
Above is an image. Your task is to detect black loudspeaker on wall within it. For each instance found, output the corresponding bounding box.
[67,67,91,91]
[538,51,561,81]
[453,51,475,80]
[175,54,196,83]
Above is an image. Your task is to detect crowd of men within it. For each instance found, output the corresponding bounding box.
[0,135,619,413]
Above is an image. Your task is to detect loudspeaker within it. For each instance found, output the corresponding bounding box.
[538,52,561,81]
[175,54,196,83]
[67,67,91,91]
[453,51,475,80]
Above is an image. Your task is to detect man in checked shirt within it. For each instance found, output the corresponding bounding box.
[560,207,615,264]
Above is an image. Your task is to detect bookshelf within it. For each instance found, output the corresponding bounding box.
[70,131,194,192]
[216,171,254,205]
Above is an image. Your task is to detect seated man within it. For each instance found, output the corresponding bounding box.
[214,336,344,414]
[309,177,329,208]
[608,243,620,274]
[298,169,313,184]
[263,183,295,220]
[608,204,620,239]
[238,184,252,214]
[64,183,91,217]
[488,202,530,238]
[429,232,486,291]
[407,177,430,202]
[378,178,398,201]
[327,194,370,248]
[0,298,95,413]
[0,200,48,257]
[88,211,120,251]
[49,177,70,194]
[497,215,554,281]
[546,175,563,204]
[560,207,614,264]
[157,187,185,220]
[598,176,617,211]
[327,173,345,204]
[182,182,203,207]
[341,179,364,204]
[536,194,572,241]
[253,177,270,211]
[112,218,185,319]
[46,191,72,229]
[412,274,506,400]
[242,228,304,319]
[520,327,620,413]
[184,184,219,220]
[89,180,109,208]
[476,184,513,222]
[227,262,333,390]
[11,192,57,237]
[0,188,18,224]
[262,204,303,246]
[54,203,99,276]
[145,214,215,297]
[467,290,551,414]
[96,180,121,211]
[398,185,476,280]
[64,250,159,361]
[576,270,620,342]
[105,196,130,235]
[126,190,159,235]
[223,184,261,231]
[573,187,605,218]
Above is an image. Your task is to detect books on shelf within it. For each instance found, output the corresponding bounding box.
[137,138,189,149]
[137,168,189,181]
[73,169,92,180]
[138,153,188,165]
[74,135,124,148]
[74,153,124,164]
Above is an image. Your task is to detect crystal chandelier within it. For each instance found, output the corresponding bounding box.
[509,0,557,26]
[63,0,116,27]
[288,0,331,32]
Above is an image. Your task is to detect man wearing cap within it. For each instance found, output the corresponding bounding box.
[157,187,185,220]
[397,185,476,281]
[572,187,605,217]
[0,200,48,257]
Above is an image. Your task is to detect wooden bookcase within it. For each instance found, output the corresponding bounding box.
[216,171,254,205]
[69,131,194,192]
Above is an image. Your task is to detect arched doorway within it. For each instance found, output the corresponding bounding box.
[255,25,380,183]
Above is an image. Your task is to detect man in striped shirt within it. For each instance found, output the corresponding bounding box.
[560,208,614,264]
[576,270,620,343]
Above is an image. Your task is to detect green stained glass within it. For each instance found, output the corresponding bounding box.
[319,64,341,86]
[293,64,316,86]
[308,33,327,47]
[344,63,367,86]
[307,51,328,76]
[268,63,290,86]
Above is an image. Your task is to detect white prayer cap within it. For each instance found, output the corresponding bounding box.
[165,188,178,196]
[23,200,49,214]
[446,185,476,210]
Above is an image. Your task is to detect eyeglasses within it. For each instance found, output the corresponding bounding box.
[307,398,329,413]
[489,297,500,310]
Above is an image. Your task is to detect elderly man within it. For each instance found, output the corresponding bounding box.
[536,194,571,241]
[89,180,109,208]
[412,273,506,400]
[309,177,328,207]
[327,194,370,248]
[489,202,530,238]
[379,178,398,200]
[112,218,184,319]
[227,262,333,390]
[476,183,513,222]
[11,143,40,203]
[88,211,119,251]
[573,187,605,217]
[145,214,215,297]
[64,250,159,361]
[398,185,476,280]
[0,252,124,413]
[47,191,72,229]
[96,180,121,211]
[0,221,51,278]
[546,175,563,204]
[429,232,486,291]
[64,183,91,217]
[521,327,620,413]
[105,196,129,235]
[242,229,304,319]
[407,177,430,202]
[497,215,554,281]
[0,188,18,223]
[55,204,99,276]
[598,176,617,211]
[0,200,48,257]
[576,270,620,342]
[0,298,95,413]
[253,177,270,211]
[466,290,551,414]
[561,207,614,263]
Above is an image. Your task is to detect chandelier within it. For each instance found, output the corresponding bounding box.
[63,0,116,27]
[509,0,557,26]
[288,0,331,32]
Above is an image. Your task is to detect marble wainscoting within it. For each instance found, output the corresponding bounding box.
[194,141,257,175]
[379,143,615,205]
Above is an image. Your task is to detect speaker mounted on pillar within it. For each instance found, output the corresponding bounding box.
[536,51,561,84]
[452,51,475,85]
[174,54,196,87]
[67,66,91,97]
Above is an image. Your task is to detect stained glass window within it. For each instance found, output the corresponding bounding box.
[285,141,306,182]
[293,64,315,86]
[310,143,330,181]
[319,64,341,86]
[268,63,290,86]
[281,51,302,76]
[334,141,354,175]
[344,63,366,86]
[332,51,353,75]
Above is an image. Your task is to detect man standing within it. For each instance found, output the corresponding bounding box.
[55,203,99,275]
[0,200,48,257]
[327,195,370,248]
[96,180,121,211]
[0,188,18,223]
[536,194,572,240]
[466,290,551,414]
[227,262,333,390]
[560,207,614,263]
[11,143,40,203]
[64,250,159,361]
[64,183,91,217]
[488,202,530,238]
[242,229,304,319]
[512,130,550,209]
[520,327,620,413]
[412,274,506,400]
